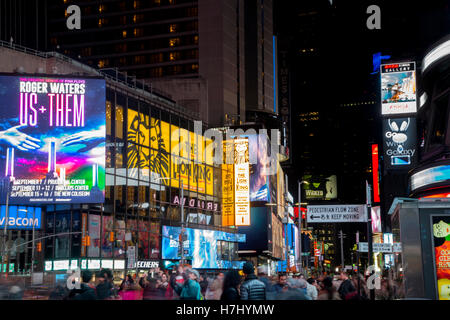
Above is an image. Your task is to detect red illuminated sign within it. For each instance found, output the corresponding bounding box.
[294,207,307,220]
[372,144,380,203]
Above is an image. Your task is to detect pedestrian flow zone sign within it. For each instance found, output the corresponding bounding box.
[358,242,402,253]
[306,205,367,223]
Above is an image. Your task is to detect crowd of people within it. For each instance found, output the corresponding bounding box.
[0,262,404,300]
[58,261,406,300]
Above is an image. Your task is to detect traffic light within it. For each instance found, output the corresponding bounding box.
[85,235,91,247]
[36,242,42,252]
[81,236,86,247]
[109,232,114,242]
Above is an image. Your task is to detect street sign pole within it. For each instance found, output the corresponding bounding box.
[298,180,302,275]
[356,230,360,298]
[366,181,375,300]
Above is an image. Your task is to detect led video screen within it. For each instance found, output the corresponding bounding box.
[0,75,106,204]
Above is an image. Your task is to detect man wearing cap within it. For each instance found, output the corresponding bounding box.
[172,268,203,300]
[240,262,266,300]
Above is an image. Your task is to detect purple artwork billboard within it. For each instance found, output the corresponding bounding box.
[0,74,106,204]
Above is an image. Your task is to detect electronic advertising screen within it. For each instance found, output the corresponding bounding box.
[162,225,245,269]
[381,62,417,115]
[432,216,450,300]
[0,75,106,204]
[382,117,417,170]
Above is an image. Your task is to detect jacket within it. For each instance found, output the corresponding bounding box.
[338,279,356,300]
[173,279,202,300]
[220,287,240,301]
[240,274,266,300]
[306,283,318,300]
[96,281,114,300]
[72,283,98,300]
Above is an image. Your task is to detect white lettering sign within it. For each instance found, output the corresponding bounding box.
[307,205,367,223]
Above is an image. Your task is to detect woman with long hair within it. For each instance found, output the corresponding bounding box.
[220,270,242,301]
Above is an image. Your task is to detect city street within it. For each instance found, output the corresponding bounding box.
[0,0,449,308]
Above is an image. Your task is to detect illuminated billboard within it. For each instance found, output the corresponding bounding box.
[382,117,417,169]
[127,109,214,195]
[432,216,450,300]
[248,134,272,202]
[0,75,105,204]
[381,62,417,115]
[302,174,337,200]
[0,205,42,230]
[161,225,245,269]
[234,138,250,226]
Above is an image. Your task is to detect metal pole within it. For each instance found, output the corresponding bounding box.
[2,180,10,275]
[298,180,302,275]
[180,180,184,266]
[340,230,344,270]
[356,230,361,298]
[31,208,35,280]
[366,181,375,300]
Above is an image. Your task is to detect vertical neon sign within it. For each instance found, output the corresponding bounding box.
[372,144,380,203]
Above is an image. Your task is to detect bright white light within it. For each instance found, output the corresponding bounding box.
[420,92,428,108]
[423,39,450,73]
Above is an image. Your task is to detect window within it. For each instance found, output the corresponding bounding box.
[169,24,177,33]
[134,55,145,64]
[150,67,163,77]
[190,64,199,72]
[98,18,107,27]
[134,0,140,9]
[99,4,105,13]
[120,16,127,25]
[169,52,180,61]
[187,7,198,17]
[134,28,144,37]
[194,35,199,44]
[169,38,180,47]
[122,30,127,38]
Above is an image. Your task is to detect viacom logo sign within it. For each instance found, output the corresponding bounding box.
[382,117,417,169]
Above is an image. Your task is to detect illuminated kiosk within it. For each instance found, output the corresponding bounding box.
[90,163,103,202]
[0,147,15,203]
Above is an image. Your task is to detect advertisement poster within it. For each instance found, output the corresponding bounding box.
[234,139,250,226]
[101,215,113,258]
[139,220,150,259]
[87,214,101,257]
[150,221,160,259]
[302,174,337,200]
[371,206,382,233]
[382,117,417,169]
[0,75,106,204]
[126,109,214,195]
[381,62,417,115]
[114,219,125,258]
[222,140,235,226]
[162,225,244,269]
[248,134,271,202]
[432,216,450,300]
[54,213,70,258]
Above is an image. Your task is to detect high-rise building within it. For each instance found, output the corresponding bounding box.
[46,0,276,127]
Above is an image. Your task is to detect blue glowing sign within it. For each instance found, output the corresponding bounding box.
[0,205,42,229]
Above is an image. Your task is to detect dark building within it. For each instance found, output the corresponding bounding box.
[46,0,276,128]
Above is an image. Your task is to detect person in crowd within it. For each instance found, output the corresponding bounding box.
[7,278,24,300]
[240,261,266,300]
[220,270,242,301]
[306,278,318,300]
[205,272,225,300]
[95,268,115,300]
[68,270,97,300]
[49,285,68,300]
[156,273,170,298]
[199,274,209,298]
[276,278,311,300]
[140,276,162,300]
[338,271,356,300]
[119,274,142,300]
[317,276,341,300]
[172,268,203,300]
[273,273,288,294]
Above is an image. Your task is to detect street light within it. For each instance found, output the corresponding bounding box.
[154,177,185,266]
[298,180,309,275]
